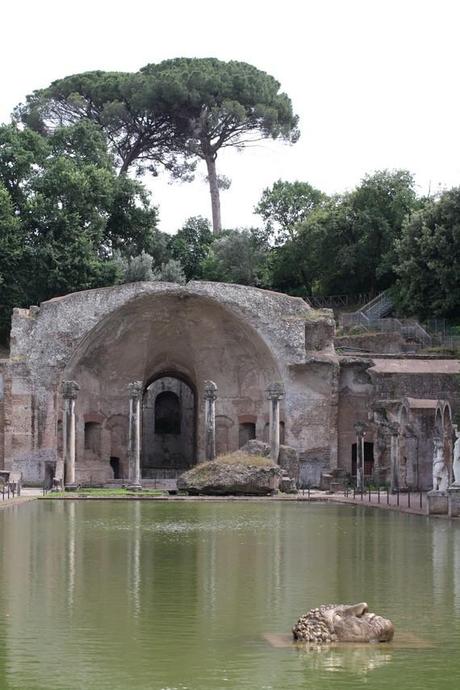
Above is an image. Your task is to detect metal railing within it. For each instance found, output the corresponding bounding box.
[343,486,426,511]
[307,292,375,309]
[1,480,21,501]
[361,291,394,321]
[340,314,432,347]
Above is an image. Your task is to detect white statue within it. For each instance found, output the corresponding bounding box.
[453,428,460,485]
[433,438,449,491]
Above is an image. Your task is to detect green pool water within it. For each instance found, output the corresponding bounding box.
[1,500,460,690]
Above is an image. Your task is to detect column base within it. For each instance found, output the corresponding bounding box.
[126,484,143,492]
[448,485,460,517]
[64,483,79,492]
[427,489,448,515]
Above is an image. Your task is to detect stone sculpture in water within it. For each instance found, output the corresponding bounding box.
[292,603,394,644]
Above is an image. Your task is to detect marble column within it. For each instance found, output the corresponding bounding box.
[266,382,284,463]
[354,421,367,490]
[204,381,218,461]
[62,380,80,487]
[128,381,143,487]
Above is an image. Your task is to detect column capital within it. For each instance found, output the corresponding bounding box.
[204,380,218,401]
[61,380,80,400]
[266,382,284,401]
[128,381,143,399]
[353,420,368,437]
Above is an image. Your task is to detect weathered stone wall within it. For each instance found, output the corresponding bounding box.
[337,356,460,481]
[337,360,375,474]
[5,280,457,488]
[335,332,417,354]
[2,282,338,483]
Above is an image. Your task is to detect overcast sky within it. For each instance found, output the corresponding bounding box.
[2,0,460,233]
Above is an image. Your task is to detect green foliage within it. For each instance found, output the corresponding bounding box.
[116,251,154,283]
[18,59,299,232]
[17,70,191,177]
[43,488,166,498]
[143,57,299,147]
[255,179,325,243]
[0,121,159,343]
[283,170,419,296]
[168,216,213,280]
[395,187,460,318]
[0,184,26,337]
[142,58,299,232]
[201,228,269,286]
[152,259,186,284]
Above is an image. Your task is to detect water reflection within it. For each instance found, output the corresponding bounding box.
[68,500,76,610]
[431,518,460,612]
[296,645,392,675]
[1,502,460,690]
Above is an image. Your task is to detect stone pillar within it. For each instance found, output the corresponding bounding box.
[389,423,400,493]
[266,382,284,464]
[62,380,80,487]
[128,381,143,488]
[204,380,218,461]
[354,421,367,491]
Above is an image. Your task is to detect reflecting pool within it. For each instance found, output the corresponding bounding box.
[1,500,460,689]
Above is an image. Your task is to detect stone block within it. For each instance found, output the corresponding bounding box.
[427,490,448,515]
[448,486,460,517]
[279,444,299,481]
[240,439,271,457]
[299,449,330,488]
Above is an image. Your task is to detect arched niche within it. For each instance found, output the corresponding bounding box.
[142,373,196,475]
[61,291,282,479]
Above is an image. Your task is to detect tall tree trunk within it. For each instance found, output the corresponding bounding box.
[205,156,222,234]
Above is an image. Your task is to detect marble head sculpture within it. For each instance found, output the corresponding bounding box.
[293,603,394,644]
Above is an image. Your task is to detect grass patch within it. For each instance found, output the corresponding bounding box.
[215,451,275,467]
[180,452,276,483]
[41,487,167,499]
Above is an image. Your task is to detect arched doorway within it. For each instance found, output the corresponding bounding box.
[142,374,196,477]
[351,442,374,480]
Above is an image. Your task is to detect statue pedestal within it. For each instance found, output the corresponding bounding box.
[448,485,460,517]
[427,489,448,515]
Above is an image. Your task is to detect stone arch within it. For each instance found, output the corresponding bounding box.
[440,401,453,479]
[61,290,283,480]
[435,405,443,439]
[142,372,196,475]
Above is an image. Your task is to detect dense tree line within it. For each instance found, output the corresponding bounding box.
[2,137,459,343]
[0,120,161,340]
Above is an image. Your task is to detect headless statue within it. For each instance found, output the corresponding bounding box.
[453,430,460,485]
[433,438,449,491]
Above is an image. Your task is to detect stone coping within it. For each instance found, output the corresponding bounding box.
[0,496,38,511]
[4,490,459,521]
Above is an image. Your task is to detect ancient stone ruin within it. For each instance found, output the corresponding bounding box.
[0,280,459,491]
